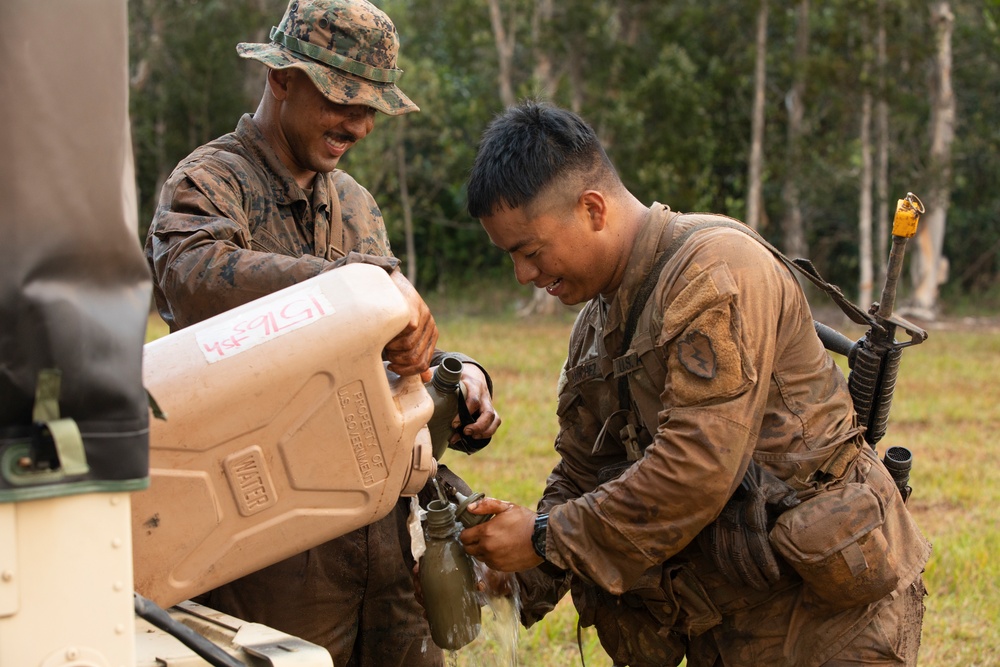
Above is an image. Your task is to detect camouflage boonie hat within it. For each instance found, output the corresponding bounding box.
[237,0,418,116]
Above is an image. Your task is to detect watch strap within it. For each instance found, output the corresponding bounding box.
[532,513,549,559]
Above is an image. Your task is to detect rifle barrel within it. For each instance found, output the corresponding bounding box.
[877,193,924,320]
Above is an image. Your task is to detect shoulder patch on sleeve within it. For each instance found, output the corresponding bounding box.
[667,303,755,406]
[677,330,717,379]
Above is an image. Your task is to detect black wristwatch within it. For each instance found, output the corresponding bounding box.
[531,513,549,559]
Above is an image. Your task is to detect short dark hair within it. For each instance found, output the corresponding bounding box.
[466,101,619,218]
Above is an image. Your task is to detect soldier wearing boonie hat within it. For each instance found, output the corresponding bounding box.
[144,0,501,665]
[237,0,418,116]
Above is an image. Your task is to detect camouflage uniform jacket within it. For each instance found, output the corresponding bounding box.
[146,113,399,331]
[535,203,930,666]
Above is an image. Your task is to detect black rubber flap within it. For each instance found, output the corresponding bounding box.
[0,0,151,494]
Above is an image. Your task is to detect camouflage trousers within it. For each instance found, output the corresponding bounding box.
[198,500,443,667]
[681,578,927,667]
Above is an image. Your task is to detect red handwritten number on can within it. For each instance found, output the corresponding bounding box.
[196,288,335,362]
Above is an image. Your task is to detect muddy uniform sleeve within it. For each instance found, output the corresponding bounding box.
[146,160,329,329]
[545,230,794,595]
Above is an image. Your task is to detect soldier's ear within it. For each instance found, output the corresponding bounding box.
[579,190,607,232]
[266,68,292,101]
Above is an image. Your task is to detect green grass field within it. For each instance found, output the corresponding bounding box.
[146,306,1000,666]
[429,310,1000,666]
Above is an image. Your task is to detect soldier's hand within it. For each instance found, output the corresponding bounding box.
[480,566,517,599]
[385,270,438,376]
[460,498,542,572]
[452,363,501,444]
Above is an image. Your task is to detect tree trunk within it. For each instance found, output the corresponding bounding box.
[910,1,955,318]
[875,0,890,284]
[780,0,809,259]
[746,0,768,230]
[242,0,273,106]
[567,46,584,114]
[520,0,561,316]
[151,4,169,222]
[396,116,417,284]
[614,0,642,46]
[531,0,556,99]
[859,87,875,307]
[489,0,558,316]
[487,0,517,107]
[130,1,165,238]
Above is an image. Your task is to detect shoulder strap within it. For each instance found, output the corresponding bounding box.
[616,218,877,412]
[619,221,719,358]
[714,221,877,328]
[617,220,719,409]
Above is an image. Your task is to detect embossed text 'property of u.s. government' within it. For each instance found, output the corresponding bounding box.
[338,380,387,487]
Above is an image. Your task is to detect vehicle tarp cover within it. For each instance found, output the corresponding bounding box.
[0,0,151,500]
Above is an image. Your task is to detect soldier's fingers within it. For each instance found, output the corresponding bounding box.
[385,319,438,375]
[468,412,500,437]
[468,497,514,515]
[466,402,500,438]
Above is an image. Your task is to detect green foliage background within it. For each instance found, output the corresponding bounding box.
[129,0,1000,309]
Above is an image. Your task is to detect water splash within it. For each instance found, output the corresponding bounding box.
[463,559,522,666]
[480,588,520,666]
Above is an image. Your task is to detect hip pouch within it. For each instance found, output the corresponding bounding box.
[769,482,900,610]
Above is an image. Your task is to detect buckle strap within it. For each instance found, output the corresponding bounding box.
[33,369,88,477]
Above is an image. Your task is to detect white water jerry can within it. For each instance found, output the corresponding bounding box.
[132,263,436,607]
